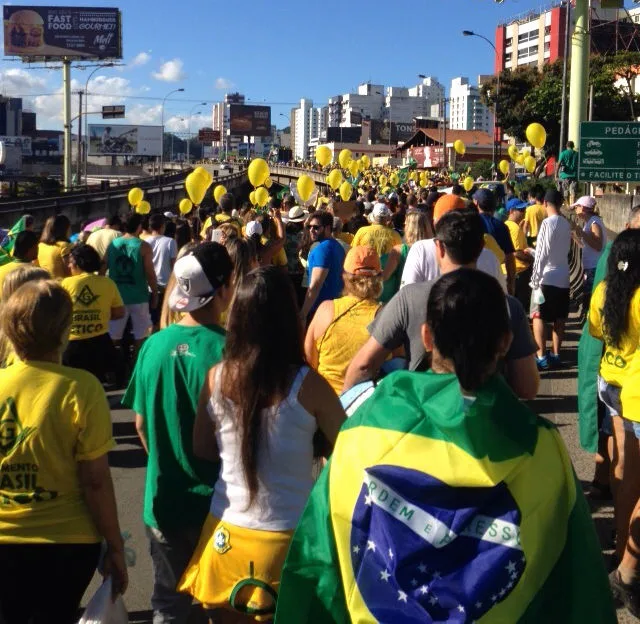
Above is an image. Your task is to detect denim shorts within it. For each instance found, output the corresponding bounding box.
[598,376,622,435]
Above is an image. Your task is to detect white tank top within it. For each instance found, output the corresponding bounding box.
[208,365,316,531]
[582,215,606,271]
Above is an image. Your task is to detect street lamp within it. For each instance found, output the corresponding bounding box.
[187,102,206,163]
[160,87,184,172]
[462,30,501,175]
[82,62,115,185]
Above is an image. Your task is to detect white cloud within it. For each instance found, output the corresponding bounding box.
[0,68,47,95]
[126,104,162,126]
[215,77,234,90]
[152,58,186,82]
[130,51,151,67]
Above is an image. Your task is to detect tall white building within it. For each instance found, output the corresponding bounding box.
[211,92,245,156]
[449,77,494,133]
[291,98,327,160]
[328,78,444,128]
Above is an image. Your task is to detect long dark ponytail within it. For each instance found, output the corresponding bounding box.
[603,229,640,348]
[221,266,304,503]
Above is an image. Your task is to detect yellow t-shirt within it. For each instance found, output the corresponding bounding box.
[336,231,354,246]
[503,220,529,274]
[62,273,124,341]
[589,281,640,388]
[351,224,402,257]
[484,234,505,264]
[37,241,72,280]
[86,228,121,261]
[0,361,115,543]
[524,203,546,239]
[261,236,287,267]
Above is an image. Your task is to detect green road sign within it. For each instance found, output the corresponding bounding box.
[578,121,640,183]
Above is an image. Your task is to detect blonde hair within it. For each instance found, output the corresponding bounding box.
[342,272,383,301]
[0,266,50,365]
[160,242,198,329]
[2,279,72,361]
[404,211,434,246]
[217,223,239,244]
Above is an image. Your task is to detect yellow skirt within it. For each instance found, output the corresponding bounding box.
[178,514,293,620]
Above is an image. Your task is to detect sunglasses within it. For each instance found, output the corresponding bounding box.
[308,225,322,231]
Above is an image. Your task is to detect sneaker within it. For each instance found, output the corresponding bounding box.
[609,569,640,617]
[536,355,549,371]
[548,353,563,368]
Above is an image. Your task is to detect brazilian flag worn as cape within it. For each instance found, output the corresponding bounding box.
[276,371,615,623]
[0,216,28,266]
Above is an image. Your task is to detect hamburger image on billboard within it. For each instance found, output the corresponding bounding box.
[5,9,44,54]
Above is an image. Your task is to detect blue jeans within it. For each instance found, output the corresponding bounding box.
[146,525,203,624]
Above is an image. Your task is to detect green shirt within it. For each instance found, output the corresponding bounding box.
[107,236,148,305]
[122,323,225,530]
[558,148,578,180]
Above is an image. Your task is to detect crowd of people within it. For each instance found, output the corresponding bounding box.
[0,170,632,623]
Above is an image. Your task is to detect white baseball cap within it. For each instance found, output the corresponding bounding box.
[245,220,263,238]
[370,202,392,222]
[168,243,232,312]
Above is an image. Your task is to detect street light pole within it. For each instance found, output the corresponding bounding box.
[160,87,185,173]
[83,62,115,186]
[187,102,206,163]
[462,30,500,175]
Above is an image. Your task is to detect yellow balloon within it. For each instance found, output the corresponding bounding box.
[338,149,352,169]
[508,145,519,161]
[213,184,227,204]
[389,172,399,187]
[327,168,343,191]
[453,140,466,156]
[316,145,332,167]
[128,187,144,207]
[135,200,151,215]
[463,176,474,192]
[255,186,270,207]
[379,175,388,188]
[515,153,525,166]
[524,155,537,173]
[185,171,209,206]
[419,178,427,188]
[248,158,270,187]
[361,155,370,169]
[339,181,353,202]
[348,160,360,178]
[249,190,257,205]
[499,159,510,176]
[179,198,193,215]
[297,174,316,202]
[265,177,273,189]
[193,166,212,187]
[526,122,547,149]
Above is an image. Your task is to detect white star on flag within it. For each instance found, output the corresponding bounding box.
[418,563,427,573]
[419,585,429,595]
[429,595,438,606]
[364,494,373,506]
[491,595,498,602]
[398,591,408,603]
[499,588,507,597]
[432,571,441,580]
[353,545,360,554]
[367,540,376,552]
[411,579,418,587]
[457,605,465,613]
[380,569,391,582]
[388,549,394,559]
[510,571,518,581]
[507,581,514,589]
[505,561,517,574]
[475,601,482,609]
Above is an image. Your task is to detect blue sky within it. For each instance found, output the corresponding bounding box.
[0,0,632,132]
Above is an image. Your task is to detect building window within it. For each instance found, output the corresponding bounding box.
[518,30,538,44]
[545,25,551,35]
[505,37,513,47]
[505,52,512,62]
[544,41,550,51]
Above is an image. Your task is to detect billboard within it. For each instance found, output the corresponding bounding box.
[198,129,220,142]
[229,104,271,137]
[88,125,162,157]
[326,126,362,143]
[3,6,122,60]
[0,135,31,156]
[370,120,416,144]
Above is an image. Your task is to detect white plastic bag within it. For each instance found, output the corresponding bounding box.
[529,287,546,318]
[78,577,127,624]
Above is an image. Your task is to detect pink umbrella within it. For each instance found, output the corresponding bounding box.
[83,218,107,232]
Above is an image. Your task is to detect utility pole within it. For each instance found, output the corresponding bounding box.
[76,91,83,187]
[568,0,590,145]
[62,58,72,191]
[559,0,572,152]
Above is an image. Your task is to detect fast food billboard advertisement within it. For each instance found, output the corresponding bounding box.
[229,104,271,137]
[88,125,162,157]
[3,6,122,60]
